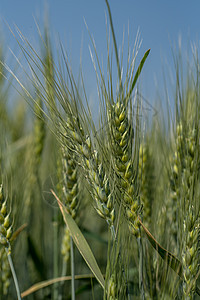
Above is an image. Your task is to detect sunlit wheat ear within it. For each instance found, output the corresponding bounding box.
[0,248,11,295]
[108,100,140,236]
[107,274,117,300]
[88,150,115,227]
[0,185,13,295]
[0,186,21,298]
[0,184,12,248]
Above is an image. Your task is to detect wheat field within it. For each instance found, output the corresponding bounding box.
[0,2,200,299]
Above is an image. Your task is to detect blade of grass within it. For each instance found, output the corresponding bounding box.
[51,190,105,290]
[10,223,27,242]
[126,49,150,104]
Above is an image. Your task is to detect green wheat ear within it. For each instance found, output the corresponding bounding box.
[182,211,199,297]
[59,113,115,228]
[89,17,150,237]
[107,96,141,237]
[180,124,199,298]
[138,142,154,229]
[170,75,200,297]
[0,184,12,248]
[106,274,117,300]
[0,248,11,295]
[61,147,79,219]
[0,184,21,299]
[58,143,80,263]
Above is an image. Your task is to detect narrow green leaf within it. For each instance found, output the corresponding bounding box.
[21,274,96,298]
[51,190,105,289]
[139,219,200,295]
[138,217,182,277]
[127,49,150,101]
[10,223,27,242]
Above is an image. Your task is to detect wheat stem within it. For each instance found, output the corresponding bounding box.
[53,219,59,300]
[70,236,75,300]
[137,236,145,300]
[5,247,21,300]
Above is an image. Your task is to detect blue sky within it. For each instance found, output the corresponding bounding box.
[1,1,200,111]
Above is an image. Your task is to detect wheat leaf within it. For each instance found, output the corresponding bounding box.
[138,217,182,277]
[51,190,105,289]
[139,218,200,295]
[21,274,95,298]
[10,223,27,242]
[128,49,150,100]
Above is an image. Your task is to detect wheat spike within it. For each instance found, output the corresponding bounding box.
[108,100,140,236]
[0,184,12,249]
